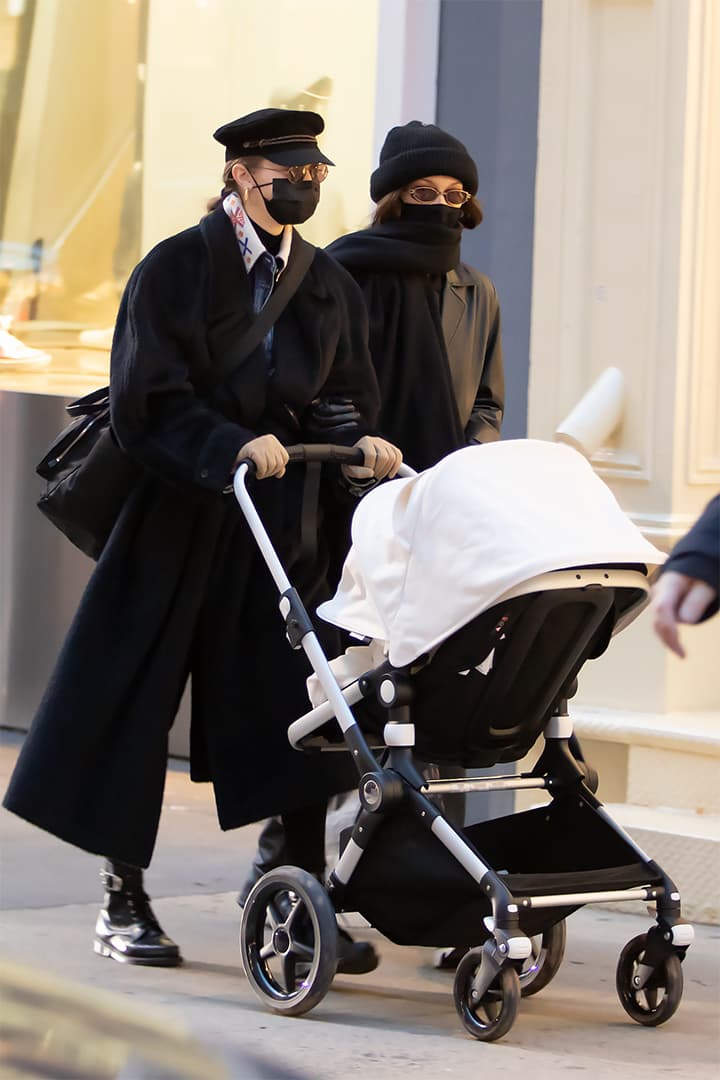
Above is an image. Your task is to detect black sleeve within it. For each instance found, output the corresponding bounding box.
[110,248,256,494]
[465,283,505,444]
[662,495,720,621]
[307,260,381,446]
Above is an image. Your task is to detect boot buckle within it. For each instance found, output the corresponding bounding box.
[100,869,124,892]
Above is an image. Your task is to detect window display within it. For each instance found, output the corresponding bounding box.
[0,0,379,376]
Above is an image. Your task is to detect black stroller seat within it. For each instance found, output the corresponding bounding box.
[290,565,647,767]
[360,568,645,767]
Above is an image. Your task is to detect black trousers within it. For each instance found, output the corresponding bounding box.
[281,802,326,877]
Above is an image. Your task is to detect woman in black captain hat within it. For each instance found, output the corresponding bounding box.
[4,108,399,975]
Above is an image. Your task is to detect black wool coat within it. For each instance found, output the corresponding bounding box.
[4,207,380,869]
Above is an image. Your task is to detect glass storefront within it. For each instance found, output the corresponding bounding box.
[0,0,379,360]
[1,0,146,334]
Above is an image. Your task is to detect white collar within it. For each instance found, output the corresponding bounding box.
[222,192,292,274]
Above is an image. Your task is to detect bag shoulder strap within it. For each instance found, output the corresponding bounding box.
[213,234,316,380]
[66,385,110,416]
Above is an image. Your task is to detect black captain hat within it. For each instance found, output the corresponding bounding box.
[213,108,334,166]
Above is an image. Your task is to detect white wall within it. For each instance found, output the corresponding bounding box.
[529,0,720,714]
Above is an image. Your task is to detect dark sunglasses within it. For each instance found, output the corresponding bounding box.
[406,186,472,206]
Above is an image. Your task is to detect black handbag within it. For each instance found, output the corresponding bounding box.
[36,388,138,560]
[36,237,316,560]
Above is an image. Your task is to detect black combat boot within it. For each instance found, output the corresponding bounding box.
[94,860,182,967]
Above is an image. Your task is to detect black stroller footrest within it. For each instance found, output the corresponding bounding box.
[503,861,657,899]
[295,732,386,752]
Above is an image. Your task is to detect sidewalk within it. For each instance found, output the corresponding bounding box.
[1,729,718,1078]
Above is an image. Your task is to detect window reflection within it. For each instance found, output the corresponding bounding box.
[1,0,147,341]
[0,0,378,367]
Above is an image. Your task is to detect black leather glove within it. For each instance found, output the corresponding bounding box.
[306,397,362,440]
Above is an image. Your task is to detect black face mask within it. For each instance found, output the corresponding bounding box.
[257,178,320,225]
[400,202,462,228]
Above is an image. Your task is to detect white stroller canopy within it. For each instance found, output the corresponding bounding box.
[317,440,665,668]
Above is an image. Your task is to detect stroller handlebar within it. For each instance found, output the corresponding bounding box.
[232,444,415,485]
[286,443,365,466]
[287,444,416,477]
[233,443,371,479]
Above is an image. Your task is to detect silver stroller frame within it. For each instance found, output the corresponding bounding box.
[234,445,694,1042]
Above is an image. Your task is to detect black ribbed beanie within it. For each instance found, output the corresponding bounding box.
[370,121,478,202]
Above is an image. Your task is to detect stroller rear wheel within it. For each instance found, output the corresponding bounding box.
[616,933,683,1027]
[519,919,567,997]
[454,948,520,1042]
[239,866,337,1016]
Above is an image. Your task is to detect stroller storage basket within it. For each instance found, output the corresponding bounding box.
[336,798,659,947]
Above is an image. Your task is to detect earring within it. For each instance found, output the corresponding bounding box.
[242,187,249,203]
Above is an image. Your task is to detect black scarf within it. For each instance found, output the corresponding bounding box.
[327,219,465,471]
[327,218,461,274]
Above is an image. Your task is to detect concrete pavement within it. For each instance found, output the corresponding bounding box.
[1,730,718,1078]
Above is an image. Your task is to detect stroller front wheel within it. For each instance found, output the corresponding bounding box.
[454,949,520,1042]
[239,866,337,1017]
[616,933,683,1027]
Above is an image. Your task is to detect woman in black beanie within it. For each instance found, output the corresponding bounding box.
[326,120,504,471]
[328,122,504,970]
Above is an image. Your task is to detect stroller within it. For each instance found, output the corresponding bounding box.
[235,440,694,1043]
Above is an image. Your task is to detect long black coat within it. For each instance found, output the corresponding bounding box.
[4,207,380,869]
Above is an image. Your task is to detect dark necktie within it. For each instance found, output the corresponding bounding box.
[252,251,283,361]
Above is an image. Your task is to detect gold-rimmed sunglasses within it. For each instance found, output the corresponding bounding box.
[265,163,329,184]
[406,186,472,206]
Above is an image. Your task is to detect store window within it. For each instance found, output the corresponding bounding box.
[1,0,146,339]
[0,0,379,365]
